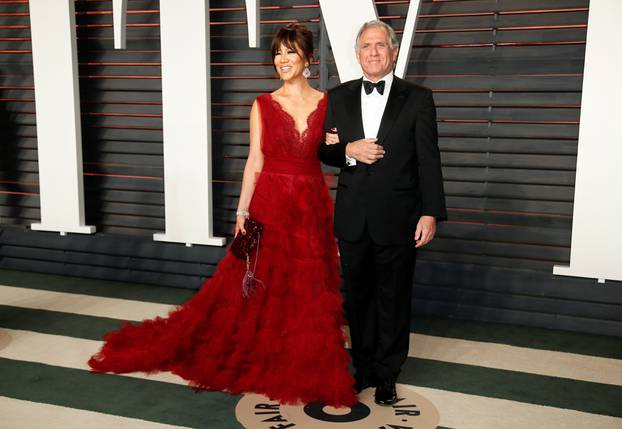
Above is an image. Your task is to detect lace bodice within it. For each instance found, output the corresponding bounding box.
[256,92,327,160]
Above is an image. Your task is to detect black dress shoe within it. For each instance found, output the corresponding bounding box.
[374,379,397,405]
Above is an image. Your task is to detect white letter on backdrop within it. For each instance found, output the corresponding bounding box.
[553,0,622,282]
[113,0,128,49]
[153,0,226,246]
[29,0,95,234]
[318,0,422,81]
[245,0,260,48]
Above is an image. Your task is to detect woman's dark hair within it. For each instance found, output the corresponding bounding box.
[271,23,314,67]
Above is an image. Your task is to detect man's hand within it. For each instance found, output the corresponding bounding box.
[346,138,385,164]
[414,215,436,248]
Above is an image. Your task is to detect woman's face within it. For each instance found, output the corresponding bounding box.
[274,42,307,81]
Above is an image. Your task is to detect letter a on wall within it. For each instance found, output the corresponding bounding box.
[29,0,95,234]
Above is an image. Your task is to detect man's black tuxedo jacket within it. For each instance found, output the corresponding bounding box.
[319,76,447,245]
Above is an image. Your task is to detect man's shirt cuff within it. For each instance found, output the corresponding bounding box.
[345,154,357,166]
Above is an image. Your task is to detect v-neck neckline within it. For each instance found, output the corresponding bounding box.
[269,92,326,139]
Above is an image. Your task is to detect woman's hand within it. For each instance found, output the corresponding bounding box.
[234,215,247,238]
[325,130,340,145]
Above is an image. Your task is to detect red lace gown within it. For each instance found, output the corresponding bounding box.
[87,92,357,407]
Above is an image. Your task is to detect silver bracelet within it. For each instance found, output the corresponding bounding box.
[236,209,250,218]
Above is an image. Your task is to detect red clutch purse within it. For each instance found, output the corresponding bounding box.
[230,217,264,297]
[230,217,263,259]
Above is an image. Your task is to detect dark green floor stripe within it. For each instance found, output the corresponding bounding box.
[0,357,243,429]
[412,316,622,360]
[0,305,123,341]
[399,357,622,418]
[3,303,622,419]
[0,269,194,305]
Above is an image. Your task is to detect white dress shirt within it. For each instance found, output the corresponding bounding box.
[345,72,394,166]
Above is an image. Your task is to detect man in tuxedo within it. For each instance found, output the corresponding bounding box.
[319,20,447,405]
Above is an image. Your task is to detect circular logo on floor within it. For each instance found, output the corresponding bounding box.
[235,384,440,429]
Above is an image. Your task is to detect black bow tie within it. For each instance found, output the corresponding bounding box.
[363,80,386,95]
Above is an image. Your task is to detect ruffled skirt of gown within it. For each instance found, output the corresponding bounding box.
[88,162,357,407]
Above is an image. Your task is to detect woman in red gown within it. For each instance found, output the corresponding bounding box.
[88,23,357,408]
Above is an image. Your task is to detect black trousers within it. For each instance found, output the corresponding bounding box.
[338,230,416,382]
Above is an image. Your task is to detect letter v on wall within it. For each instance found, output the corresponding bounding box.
[318,0,422,81]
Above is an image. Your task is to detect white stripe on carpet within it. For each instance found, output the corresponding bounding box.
[408,385,622,429]
[0,284,173,321]
[0,396,191,429]
[0,328,186,386]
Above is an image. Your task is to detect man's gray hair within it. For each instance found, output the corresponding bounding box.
[355,20,399,52]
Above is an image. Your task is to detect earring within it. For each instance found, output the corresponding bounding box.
[302,67,311,78]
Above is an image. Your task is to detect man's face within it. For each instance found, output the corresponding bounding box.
[356,26,399,81]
